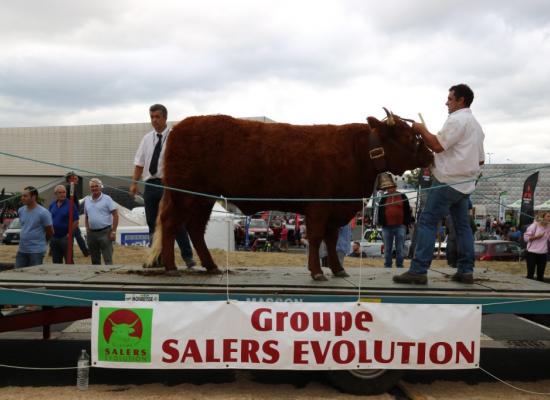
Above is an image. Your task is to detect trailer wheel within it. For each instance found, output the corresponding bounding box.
[324,369,404,395]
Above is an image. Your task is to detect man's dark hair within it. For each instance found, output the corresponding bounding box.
[24,186,38,199]
[353,241,360,246]
[449,84,474,107]
[149,104,168,118]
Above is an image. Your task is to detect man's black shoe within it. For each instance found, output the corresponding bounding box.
[392,271,428,285]
[184,259,197,268]
[451,272,474,284]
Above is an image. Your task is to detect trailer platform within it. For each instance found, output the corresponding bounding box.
[1,264,549,314]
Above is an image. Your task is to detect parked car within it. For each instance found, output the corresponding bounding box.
[2,218,21,245]
[248,218,273,241]
[234,218,274,247]
[474,240,523,261]
[352,229,385,258]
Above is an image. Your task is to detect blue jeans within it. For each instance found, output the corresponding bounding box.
[15,252,45,268]
[144,179,193,261]
[410,180,474,275]
[382,225,406,268]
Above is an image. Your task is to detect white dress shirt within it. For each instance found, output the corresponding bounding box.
[431,108,485,194]
[134,126,171,181]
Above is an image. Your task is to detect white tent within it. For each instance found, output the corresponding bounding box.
[79,201,235,250]
[535,199,550,211]
[506,199,522,210]
[205,202,235,250]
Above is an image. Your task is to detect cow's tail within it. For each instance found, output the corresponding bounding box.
[146,214,163,267]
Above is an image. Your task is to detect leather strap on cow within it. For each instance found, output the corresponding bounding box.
[368,133,387,173]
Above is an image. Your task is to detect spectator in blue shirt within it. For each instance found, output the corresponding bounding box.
[16,186,53,268]
[507,226,521,243]
[49,185,79,263]
[336,223,352,267]
[320,223,352,270]
[84,178,119,265]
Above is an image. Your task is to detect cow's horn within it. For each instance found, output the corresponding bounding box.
[108,318,119,327]
[130,319,139,327]
[383,107,395,126]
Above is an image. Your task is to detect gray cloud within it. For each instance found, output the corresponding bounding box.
[0,0,549,164]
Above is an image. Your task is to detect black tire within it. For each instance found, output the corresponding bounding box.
[324,369,404,395]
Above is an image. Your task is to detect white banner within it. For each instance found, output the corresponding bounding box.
[92,301,481,370]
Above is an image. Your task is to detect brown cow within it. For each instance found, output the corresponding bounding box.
[147,111,433,280]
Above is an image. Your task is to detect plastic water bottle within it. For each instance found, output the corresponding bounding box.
[76,349,90,390]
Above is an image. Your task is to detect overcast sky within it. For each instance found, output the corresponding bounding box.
[1,0,549,163]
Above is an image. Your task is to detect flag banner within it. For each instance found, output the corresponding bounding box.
[519,171,539,229]
[92,301,481,370]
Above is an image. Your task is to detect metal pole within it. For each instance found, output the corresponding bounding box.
[66,176,78,264]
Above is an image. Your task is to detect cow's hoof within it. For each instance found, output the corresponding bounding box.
[165,268,180,276]
[312,273,328,281]
[206,267,223,275]
[143,262,162,269]
[143,257,163,269]
[333,269,350,278]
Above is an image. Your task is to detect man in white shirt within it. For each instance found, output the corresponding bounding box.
[394,84,485,285]
[129,104,195,268]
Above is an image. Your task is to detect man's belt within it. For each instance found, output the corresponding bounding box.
[90,226,111,232]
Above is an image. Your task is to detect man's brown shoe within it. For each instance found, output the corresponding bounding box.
[392,271,428,285]
[451,273,474,284]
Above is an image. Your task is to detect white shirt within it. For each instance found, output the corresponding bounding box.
[431,108,485,194]
[134,126,171,181]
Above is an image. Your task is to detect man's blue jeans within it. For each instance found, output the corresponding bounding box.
[382,225,406,268]
[410,180,474,275]
[15,252,45,268]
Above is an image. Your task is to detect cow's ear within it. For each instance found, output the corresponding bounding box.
[367,117,388,139]
[367,117,379,129]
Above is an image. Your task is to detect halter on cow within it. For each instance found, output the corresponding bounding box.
[147,111,433,281]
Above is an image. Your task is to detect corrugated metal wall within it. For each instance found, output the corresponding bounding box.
[471,164,550,217]
[0,122,151,177]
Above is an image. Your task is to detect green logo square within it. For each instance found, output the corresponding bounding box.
[98,307,153,363]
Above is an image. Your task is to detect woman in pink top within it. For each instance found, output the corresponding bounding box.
[523,212,550,281]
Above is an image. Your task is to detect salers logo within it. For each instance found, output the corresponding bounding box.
[98,308,153,363]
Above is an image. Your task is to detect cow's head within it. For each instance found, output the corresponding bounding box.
[108,318,138,339]
[366,108,433,175]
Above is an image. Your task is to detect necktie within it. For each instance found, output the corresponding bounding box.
[149,134,163,176]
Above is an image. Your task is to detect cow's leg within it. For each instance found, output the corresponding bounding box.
[145,190,183,273]
[305,212,328,281]
[160,214,179,272]
[324,227,350,278]
[185,199,221,274]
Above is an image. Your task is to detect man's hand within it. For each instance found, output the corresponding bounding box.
[130,166,144,197]
[413,122,444,153]
[129,182,138,197]
[412,122,429,136]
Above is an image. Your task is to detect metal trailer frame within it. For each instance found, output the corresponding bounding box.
[1,263,549,335]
